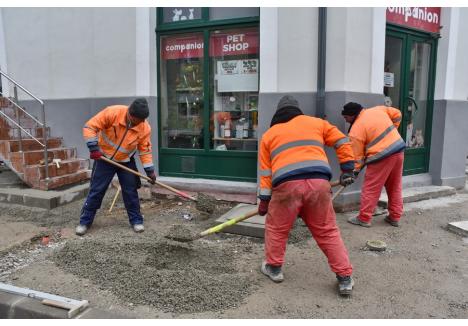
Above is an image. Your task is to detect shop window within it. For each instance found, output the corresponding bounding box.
[210,27,259,151]
[162,7,202,23]
[160,33,204,149]
[209,8,259,21]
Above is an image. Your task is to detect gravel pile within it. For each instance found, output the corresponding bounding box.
[52,233,256,314]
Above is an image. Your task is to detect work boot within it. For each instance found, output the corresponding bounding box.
[75,224,88,236]
[261,261,284,283]
[133,224,145,233]
[384,216,399,227]
[336,275,354,296]
[347,216,371,228]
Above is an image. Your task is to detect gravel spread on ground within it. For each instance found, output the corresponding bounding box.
[52,232,257,314]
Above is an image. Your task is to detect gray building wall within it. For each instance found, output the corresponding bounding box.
[0,7,158,173]
[430,7,468,189]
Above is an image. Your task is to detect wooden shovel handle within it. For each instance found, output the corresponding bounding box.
[100,157,197,201]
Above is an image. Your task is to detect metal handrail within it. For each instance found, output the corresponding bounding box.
[0,111,45,147]
[0,70,49,183]
[0,91,43,126]
[0,71,44,105]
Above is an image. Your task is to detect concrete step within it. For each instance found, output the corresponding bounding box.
[378,185,457,208]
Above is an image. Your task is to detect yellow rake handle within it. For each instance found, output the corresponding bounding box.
[198,209,258,238]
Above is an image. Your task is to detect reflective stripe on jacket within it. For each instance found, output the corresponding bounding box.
[83,105,154,168]
[349,106,405,170]
[259,115,355,200]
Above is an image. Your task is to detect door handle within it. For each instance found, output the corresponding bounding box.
[406,96,418,115]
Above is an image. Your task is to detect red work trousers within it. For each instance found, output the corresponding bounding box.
[265,179,353,276]
[359,151,404,223]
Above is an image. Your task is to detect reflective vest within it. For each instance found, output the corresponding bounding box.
[349,106,405,170]
[259,115,355,200]
[83,105,154,169]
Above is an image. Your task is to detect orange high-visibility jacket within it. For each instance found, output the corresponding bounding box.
[83,105,154,169]
[349,106,405,171]
[259,115,355,200]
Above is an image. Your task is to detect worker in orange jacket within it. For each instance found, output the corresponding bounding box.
[341,102,406,228]
[258,95,355,296]
[76,98,156,236]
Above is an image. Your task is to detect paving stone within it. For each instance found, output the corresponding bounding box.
[0,191,24,205]
[10,296,69,319]
[0,291,23,318]
[215,203,264,238]
[447,221,468,237]
[379,186,456,208]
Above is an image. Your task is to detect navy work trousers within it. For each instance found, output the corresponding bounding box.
[79,158,143,226]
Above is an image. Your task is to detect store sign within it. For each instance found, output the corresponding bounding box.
[210,30,259,57]
[161,34,204,60]
[217,59,259,92]
[386,7,441,33]
[384,72,394,87]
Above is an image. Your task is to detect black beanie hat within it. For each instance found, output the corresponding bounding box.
[128,98,149,119]
[277,95,300,111]
[270,95,303,127]
[341,102,363,116]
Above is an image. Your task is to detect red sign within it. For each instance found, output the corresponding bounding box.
[209,29,259,57]
[386,7,441,33]
[161,34,204,60]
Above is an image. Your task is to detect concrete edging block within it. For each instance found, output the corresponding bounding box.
[23,194,57,210]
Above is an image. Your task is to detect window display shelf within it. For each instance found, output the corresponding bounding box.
[175,87,203,92]
[213,137,257,141]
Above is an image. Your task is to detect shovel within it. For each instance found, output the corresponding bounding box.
[168,180,344,242]
[100,156,197,201]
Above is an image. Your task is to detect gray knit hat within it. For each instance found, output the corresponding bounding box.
[128,98,149,119]
[277,95,300,111]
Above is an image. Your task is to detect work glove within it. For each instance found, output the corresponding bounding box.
[89,150,102,160]
[258,199,270,216]
[145,167,156,185]
[339,171,355,186]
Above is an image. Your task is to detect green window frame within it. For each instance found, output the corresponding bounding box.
[156,8,260,182]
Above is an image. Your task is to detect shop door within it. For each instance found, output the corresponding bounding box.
[384,29,436,175]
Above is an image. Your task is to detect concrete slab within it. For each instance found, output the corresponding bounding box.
[0,182,89,209]
[378,186,456,208]
[215,203,264,238]
[157,176,256,195]
[447,221,468,237]
[151,187,257,204]
[215,203,389,238]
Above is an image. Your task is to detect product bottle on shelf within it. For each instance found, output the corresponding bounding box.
[236,119,244,139]
[243,120,249,138]
[224,119,231,138]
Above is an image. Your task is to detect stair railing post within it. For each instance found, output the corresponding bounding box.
[13,85,23,153]
[42,102,49,185]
